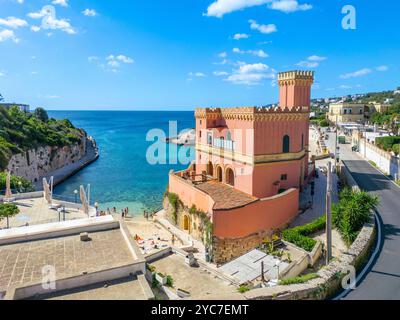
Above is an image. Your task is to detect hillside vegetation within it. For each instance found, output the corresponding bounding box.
[0,106,85,170]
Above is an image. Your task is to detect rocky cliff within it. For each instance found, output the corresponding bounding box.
[7,135,87,183]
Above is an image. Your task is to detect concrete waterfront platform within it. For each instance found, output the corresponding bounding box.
[0,194,91,230]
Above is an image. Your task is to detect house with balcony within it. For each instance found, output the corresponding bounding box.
[165,70,315,264]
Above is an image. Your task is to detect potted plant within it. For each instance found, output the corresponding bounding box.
[155,272,167,286]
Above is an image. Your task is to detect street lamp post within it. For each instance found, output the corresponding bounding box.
[326,161,333,265]
[74,189,78,203]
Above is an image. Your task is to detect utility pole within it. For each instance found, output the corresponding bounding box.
[335,115,338,163]
[326,161,333,265]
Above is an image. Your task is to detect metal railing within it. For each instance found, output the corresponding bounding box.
[212,138,236,151]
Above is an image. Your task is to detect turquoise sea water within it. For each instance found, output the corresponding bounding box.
[49,111,195,215]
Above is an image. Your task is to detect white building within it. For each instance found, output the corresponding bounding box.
[0,103,30,112]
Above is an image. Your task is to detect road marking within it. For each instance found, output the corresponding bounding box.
[333,210,382,300]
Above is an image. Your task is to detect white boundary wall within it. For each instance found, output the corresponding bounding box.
[358,139,399,177]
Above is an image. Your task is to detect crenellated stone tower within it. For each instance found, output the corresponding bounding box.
[278,70,314,110]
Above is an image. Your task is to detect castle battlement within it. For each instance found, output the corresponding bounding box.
[195,106,309,120]
[278,70,314,81]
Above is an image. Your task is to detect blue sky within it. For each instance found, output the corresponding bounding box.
[0,0,399,110]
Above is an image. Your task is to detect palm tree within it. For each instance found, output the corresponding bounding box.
[0,203,20,229]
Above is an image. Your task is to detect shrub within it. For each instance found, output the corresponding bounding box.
[282,215,325,252]
[375,136,400,152]
[166,275,174,287]
[0,172,34,193]
[332,188,379,246]
[279,273,319,285]
[237,285,251,293]
[167,192,181,225]
[282,230,317,252]
[319,119,330,127]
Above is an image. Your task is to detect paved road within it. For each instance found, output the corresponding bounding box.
[325,131,400,300]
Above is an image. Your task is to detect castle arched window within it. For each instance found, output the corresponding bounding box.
[283,135,290,153]
[301,134,304,150]
[227,131,232,141]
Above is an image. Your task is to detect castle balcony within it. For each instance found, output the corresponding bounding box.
[212,138,236,152]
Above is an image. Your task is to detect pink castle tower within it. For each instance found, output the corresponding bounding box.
[167,70,314,264]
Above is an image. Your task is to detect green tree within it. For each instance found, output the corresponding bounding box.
[0,203,20,229]
[0,172,34,193]
[0,93,3,102]
[332,188,379,246]
[34,107,49,122]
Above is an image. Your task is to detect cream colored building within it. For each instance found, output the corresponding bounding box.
[327,103,368,123]
[369,102,393,114]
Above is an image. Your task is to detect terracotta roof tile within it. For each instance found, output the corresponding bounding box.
[195,181,258,210]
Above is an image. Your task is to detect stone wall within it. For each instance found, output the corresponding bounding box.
[163,196,208,244]
[213,231,273,265]
[7,136,87,183]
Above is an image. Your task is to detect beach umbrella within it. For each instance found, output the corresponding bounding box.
[43,178,52,204]
[80,185,89,215]
[5,170,12,199]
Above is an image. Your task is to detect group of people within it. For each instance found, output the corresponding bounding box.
[96,206,129,218]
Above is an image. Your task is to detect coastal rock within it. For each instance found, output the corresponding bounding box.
[7,136,87,183]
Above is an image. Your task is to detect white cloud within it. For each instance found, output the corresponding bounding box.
[340,68,372,79]
[376,65,388,72]
[116,55,134,64]
[268,0,312,13]
[233,33,250,40]
[0,70,5,76]
[0,29,19,43]
[28,9,76,34]
[52,0,68,7]
[27,9,47,19]
[205,0,271,18]
[297,61,319,68]
[213,71,229,76]
[224,62,275,85]
[91,54,134,72]
[82,9,97,17]
[297,55,327,68]
[218,52,227,58]
[41,94,61,99]
[307,55,326,62]
[339,85,352,89]
[233,48,268,58]
[0,17,28,29]
[188,72,206,77]
[31,25,40,32]
[46,16,76,34]
[213,59,228,65]
[249,19,277,34]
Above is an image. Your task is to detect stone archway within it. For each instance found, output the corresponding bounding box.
[216,166,223,182]
[183,215,189,231]
[207,162,214,177]
[226,167,235,187]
